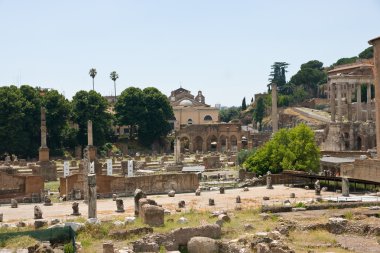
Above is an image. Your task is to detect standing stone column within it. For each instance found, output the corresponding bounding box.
[369,36,380,156]
[337,83,342,122]
[330,82,336,122]
[271,83,278,133]
[342,177,350,197]
[87,120,96,161]
[367,83,372,121]
[349,125,354,150]
[347,83,352,121]
[356,84,362,121]
[266,171,273,189]
[174,137,181,164]
[88,120,93,146]
[39,107,49,162]
[83,147,89,203]
[88,174,97,218]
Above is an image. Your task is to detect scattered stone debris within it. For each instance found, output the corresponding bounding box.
[34,206,43,219]
[168,190,176,197]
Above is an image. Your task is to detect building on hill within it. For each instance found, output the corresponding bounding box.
[170,87,252,153]
[169,88,219,130]
[322,58,376,151]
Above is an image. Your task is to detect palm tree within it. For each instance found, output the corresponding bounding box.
[110,71,119,102]
[89,68,97,91]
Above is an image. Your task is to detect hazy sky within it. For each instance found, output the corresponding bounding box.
[1,1,379,107]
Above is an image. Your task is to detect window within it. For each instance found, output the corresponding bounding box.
[204,115,212,121]
[187,119,193,125]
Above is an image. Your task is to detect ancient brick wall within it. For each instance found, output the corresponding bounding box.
[25,176,44,194]
[341,159,380,183]
[60,173,199,197]
[0,172,24,195]
[0,172,43,199]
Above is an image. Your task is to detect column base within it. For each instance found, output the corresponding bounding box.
[39,147,49,162]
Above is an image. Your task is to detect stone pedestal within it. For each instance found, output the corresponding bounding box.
[134,189,146,216]
[115,198,125,213]
[34,206,43,219]
[88,146,97,161]
[39,147,49,162]
[141,205,164,227]
[75,146,82,159]
[71,202,81,216]
[266,172,273,189]
[33,161,57,181]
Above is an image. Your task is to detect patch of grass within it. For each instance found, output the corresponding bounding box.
[159,245,167,253]
[288,230,337,246]
[3,235,37,248]
[44,181,60,192]
[294,202,306,208]
[343,211,353,220]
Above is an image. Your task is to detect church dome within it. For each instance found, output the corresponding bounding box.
[179,99,193,106]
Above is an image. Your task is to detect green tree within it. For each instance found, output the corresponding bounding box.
[19,85,42,156]
[89,68,97,91]
[219,106,241,123]
[253,97,265,131]
[289,60,327,98]
[237,148,256,166]
[358,46,373,59]
[241,97,247,110]
[72,90,113,148]
[137,87,174,146]
[115,87,145,138]
[115,87,174,147]
[0,85,42,158]
[244,124,319,175]
[110,71,119,102]
[42,89,73,155]
[332,57,358,67]
[268,62,289,90]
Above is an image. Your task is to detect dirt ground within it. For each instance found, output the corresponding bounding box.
[0,185,340,223]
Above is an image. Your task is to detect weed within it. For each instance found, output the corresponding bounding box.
[343,211,353,220]
[159,245,167,253]
[294,202,306,208]
[3,235,37,248]
[64,242,75,253]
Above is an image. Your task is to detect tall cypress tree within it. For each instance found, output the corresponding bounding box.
[242,97,247,110]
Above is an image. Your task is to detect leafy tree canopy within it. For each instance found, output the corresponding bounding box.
[0,85,76,158]
[72,90,113,148]
[219,106,241,123]
[358,46,373,59]
[244,124,320,175]
[115,87,174,147]
[332,57,358,67]
[268,62,289,90]
[137,87,174,146]
[253,97,265,131]
[42,89,74,155]
[289,60,327,98]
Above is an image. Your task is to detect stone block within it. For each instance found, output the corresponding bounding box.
[141,204,164,227]
[34,219,48,229]
[103,242,114,253]
[187,237,218,253]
